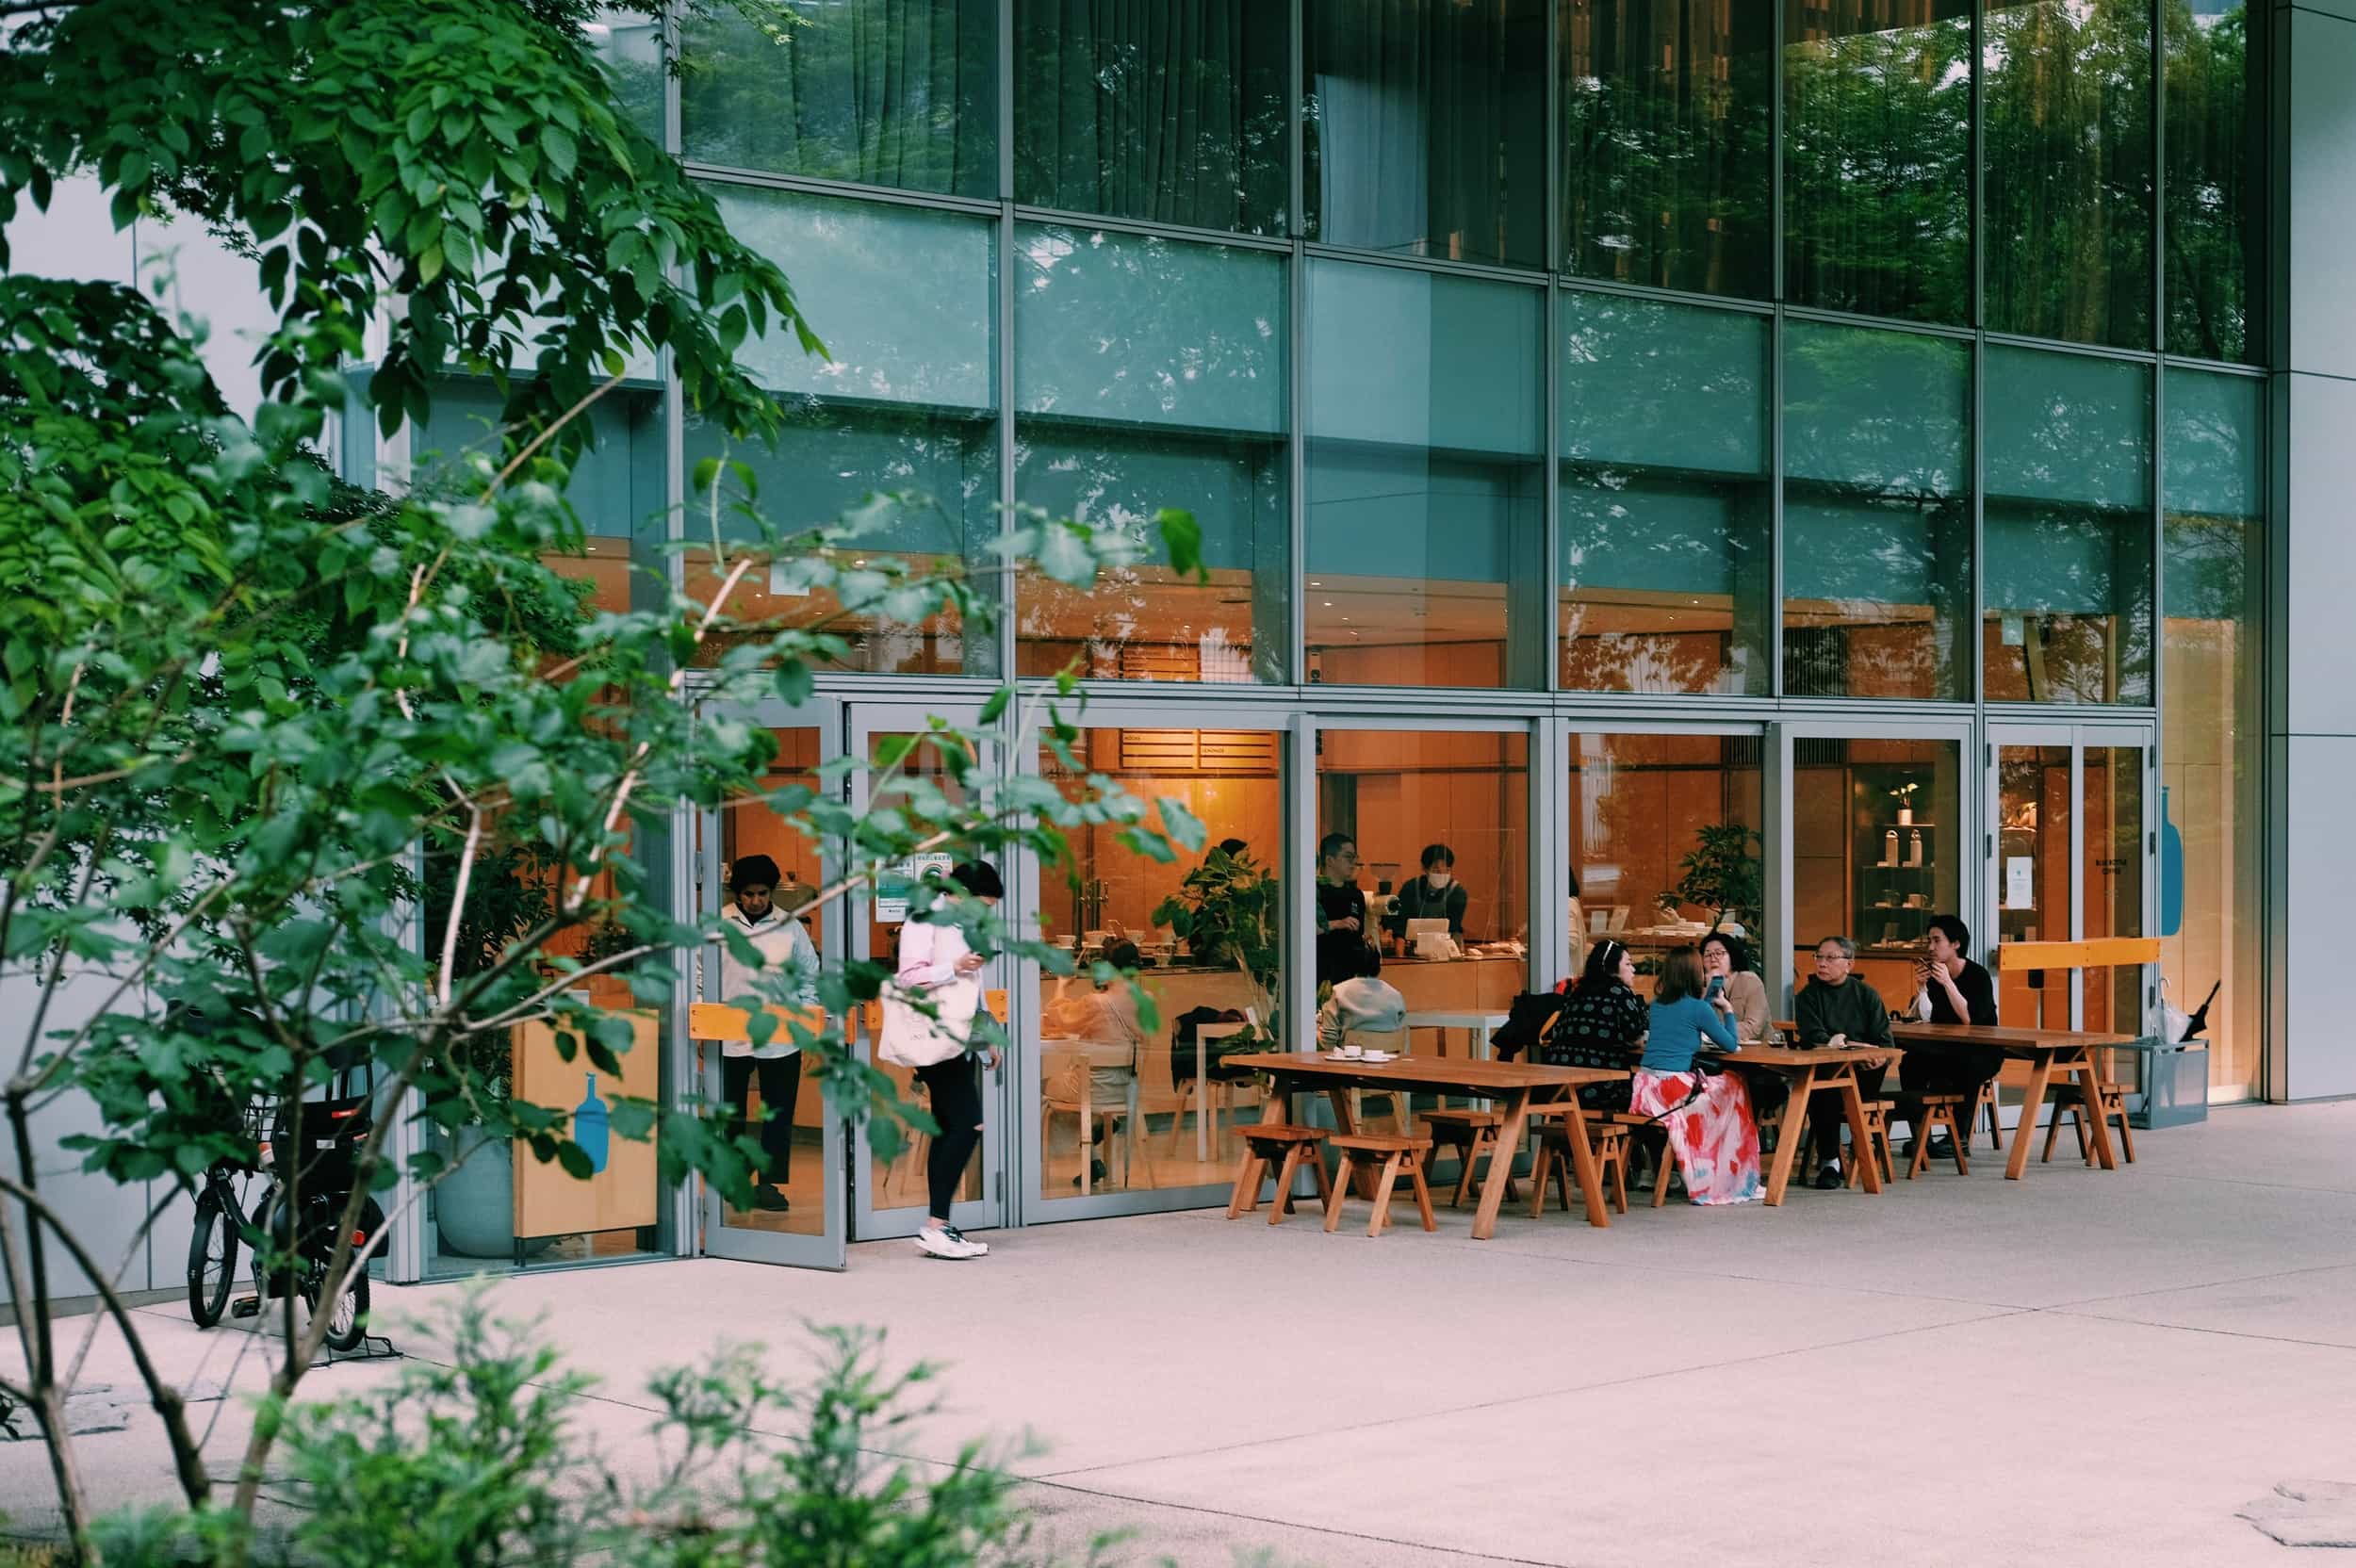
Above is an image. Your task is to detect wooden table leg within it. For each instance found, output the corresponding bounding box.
[1556,1094,1611,1230]
[2068,1048,2119,1170]
[1471,1088,1543,1239]
[2005,1051,2056,1180]
[1760,1066,1817,1206]
[1836,1070,1882,1195]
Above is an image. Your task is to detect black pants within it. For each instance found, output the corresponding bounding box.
[912,1055,983,1221]
[1900,1043,2005,1103]
[723,1054,802,1185]
[1810,1060,1889,1167]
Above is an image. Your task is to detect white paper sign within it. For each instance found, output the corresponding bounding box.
[2004,857,2034,910]
[876,853,955,923]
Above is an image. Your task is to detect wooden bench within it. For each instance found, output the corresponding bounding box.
[1901,1092,1971,1177]
[1417,1107,1518,1209]
[1525,1105,1629,1217]
[1995,937,2157,1168]
[1226,1125,1332,1224]
[1323,1133,1437,1237]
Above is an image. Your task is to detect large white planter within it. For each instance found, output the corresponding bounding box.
[435,1126,518,1259]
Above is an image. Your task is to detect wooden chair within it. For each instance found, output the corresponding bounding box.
[2042,1077,2137,1167]
[1903,1093,1970,1177]
[1525,1106,1628,1217]
[1323,1133,1437,1237]
[1226,1126,1331,1224]
[1418,1107,1517,1209]
[1844,1098,1897,1189]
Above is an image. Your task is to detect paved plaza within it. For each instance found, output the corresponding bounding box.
[8,1100,2356,1565]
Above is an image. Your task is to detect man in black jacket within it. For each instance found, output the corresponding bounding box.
[1900,915,2004,1157]
[1792,935,1893,1189]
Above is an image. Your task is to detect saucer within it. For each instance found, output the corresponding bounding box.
[1359,1052,1394,1063]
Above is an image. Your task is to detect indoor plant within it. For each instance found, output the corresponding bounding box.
[1675,823,1764,935]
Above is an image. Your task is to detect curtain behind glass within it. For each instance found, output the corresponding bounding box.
[681,0,996,198]
[1015,0,1288,234]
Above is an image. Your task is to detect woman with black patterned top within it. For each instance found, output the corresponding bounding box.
[1540,939,1646,1113]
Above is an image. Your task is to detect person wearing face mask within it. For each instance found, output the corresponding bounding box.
[1385,842,1469,944]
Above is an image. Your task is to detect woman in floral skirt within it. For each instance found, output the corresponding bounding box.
[1631,946,1760,1205]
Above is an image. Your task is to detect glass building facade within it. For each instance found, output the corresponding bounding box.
[415,0,2269,1274]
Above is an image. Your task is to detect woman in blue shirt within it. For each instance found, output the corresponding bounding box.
[1631,947,1761,1204]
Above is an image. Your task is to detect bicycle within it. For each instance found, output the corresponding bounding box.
[185,1091,274,1331]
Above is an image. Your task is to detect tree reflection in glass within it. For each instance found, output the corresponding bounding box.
[1558,291,1771,694]
[1781,322,1971,700]
[1014,226,1288,684]
[2165,0,2257,362]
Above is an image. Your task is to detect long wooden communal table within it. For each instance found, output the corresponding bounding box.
[1710,1045,1905,1205]
[1227,1054,1628,1237]
[1890,1021,2137,1179]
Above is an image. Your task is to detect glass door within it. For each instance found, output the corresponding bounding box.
[1014,710,1295,1220]
[848,702,1006,1242]
[693,698,846,1271]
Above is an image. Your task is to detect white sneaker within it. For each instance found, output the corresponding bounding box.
[915,1223,987,1260]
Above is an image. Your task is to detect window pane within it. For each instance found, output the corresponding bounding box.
[1014,227,1287,683]
[679,0,997,199]
[1983,0,2154,347]
[1782,322,1972,700]
[1302,0,1548,268]
[2082,745,2147,1043]
[2165,0,2258,362]
[2162,368,2263,1095]
[1306,260,1545,688]
[1562,0,1775,298]
[1995,743,2072,1025]
[589,8,665,144]
[1792,737,1963,1006]
[694,188,998,676]
[1784,1,1972,324]
[1559,292,1771,694]
[1013,0,1288,234]
[1033,727,1286,1194]
[1568,733,1764,995]
[1983,348,2153,704]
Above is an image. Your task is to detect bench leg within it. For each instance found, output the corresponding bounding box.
[1528,1140,1554,1218]
[2113,1100,2136,1164]
[1367,1153,1403,1238]
[1269,1143,1309,1224]
[1408,1151,1436,1233]
[1324,1152,1357,1233]
[1948,1110,1970,1175]
[1226,1146,1266,1219]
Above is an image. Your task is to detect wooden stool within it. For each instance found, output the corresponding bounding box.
[1841,1098,1897,1189]
[1324,1133,1437,1237]
[1527,1108,1628,1217]
[2042,1080,2137,1166]
[1226,1126,1333,1224]
[1418,1107,1517,1209]
[1974,1079,2004,1151]
[1905,1093,1970,1177]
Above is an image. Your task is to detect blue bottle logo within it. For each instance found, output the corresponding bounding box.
[575,1073,611,1175]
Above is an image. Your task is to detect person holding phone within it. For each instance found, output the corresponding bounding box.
[1698,931,1771,1044]
[1902,915,2003,1158]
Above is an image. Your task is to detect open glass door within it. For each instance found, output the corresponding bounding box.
[694,698,847,1270]
[848,701,1006,1242]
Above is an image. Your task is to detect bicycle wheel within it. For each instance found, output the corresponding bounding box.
[185,1186,237,1328]
[314,1263,370,1353]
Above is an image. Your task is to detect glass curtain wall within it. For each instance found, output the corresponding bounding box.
[1782,322,1972,701]
[1015,226,1288,683]
[689,188,999,677]
[2162,369,2263,1096]
[1305,261,1546,688]
[1559,294,1772,694]
[1567,734,1765,989]
[1783,0,1972,325]
[1013,0,1289,234]
[1792,738,1964,1007]
[1560,0,1775,299]
[1982,348,2154,704]
[2165,0,2259,363]
[1303,0,1548,268]
[679,0,997,197]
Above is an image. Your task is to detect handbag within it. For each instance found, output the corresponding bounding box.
[877,978,978,1069]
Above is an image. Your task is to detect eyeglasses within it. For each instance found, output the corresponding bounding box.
[1813,952,1852,965]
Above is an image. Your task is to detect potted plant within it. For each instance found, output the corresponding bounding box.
[1153,843,1283,1068]
[1675,824,1763,936]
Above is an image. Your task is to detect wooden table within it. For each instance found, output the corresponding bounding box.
[1710,1046,1905,1205]
[1228,1054,1627,1237]
[1891,1022,2135,1179]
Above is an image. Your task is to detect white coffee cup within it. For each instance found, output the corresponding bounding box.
[1338,1045,1362,1059]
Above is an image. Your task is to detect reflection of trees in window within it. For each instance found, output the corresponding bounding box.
[1983,0,2153,349]
[2165,0,2256,362]
[1783,0,1971,325]
[1562,0,1774,298]
[1302,0,1548,268]
[679,0,997,198]
[1014,0,1289,234]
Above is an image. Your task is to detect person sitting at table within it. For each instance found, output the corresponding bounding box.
[1047,938,1148,1186]
[1631,946,1758,1205]
[1539,939,1645,1116]
[1314,832,1376,988]
[1698,931,1772,1043]
[1316,939,1407,1049]
[1793,935,1894,1190]
[1901,915,2003,1157]
[1384,842,1469,943]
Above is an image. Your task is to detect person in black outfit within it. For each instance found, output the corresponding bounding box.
[1314,832,1374,988]
[1385,842,1470,941]
[1900,915,2004,1152]
[1540,939,1645,1114]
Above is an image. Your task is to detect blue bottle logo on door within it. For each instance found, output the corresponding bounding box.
[575,1073,611,1175]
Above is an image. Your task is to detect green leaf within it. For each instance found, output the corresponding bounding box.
[1157,796,1208,854]
[1156,508,1205,582]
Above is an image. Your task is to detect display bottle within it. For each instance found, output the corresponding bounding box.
[1882,829,1899,867]
[575,1073,612,1175]
[1906,829,1923,869]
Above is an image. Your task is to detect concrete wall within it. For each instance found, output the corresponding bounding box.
[2271,4,2356,1099]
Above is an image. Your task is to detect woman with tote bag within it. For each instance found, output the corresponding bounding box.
[878,861,1004,1260]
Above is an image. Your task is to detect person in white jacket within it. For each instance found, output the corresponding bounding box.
[896,860,1003,1260]
[714,855,818,1213]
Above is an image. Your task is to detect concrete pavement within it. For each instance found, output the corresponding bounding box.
[4,1100,2353,1565]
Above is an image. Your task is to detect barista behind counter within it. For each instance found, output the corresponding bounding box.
[1383,843,1468,941]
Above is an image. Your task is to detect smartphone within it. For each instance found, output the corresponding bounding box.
[1704,975,1726,1000]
